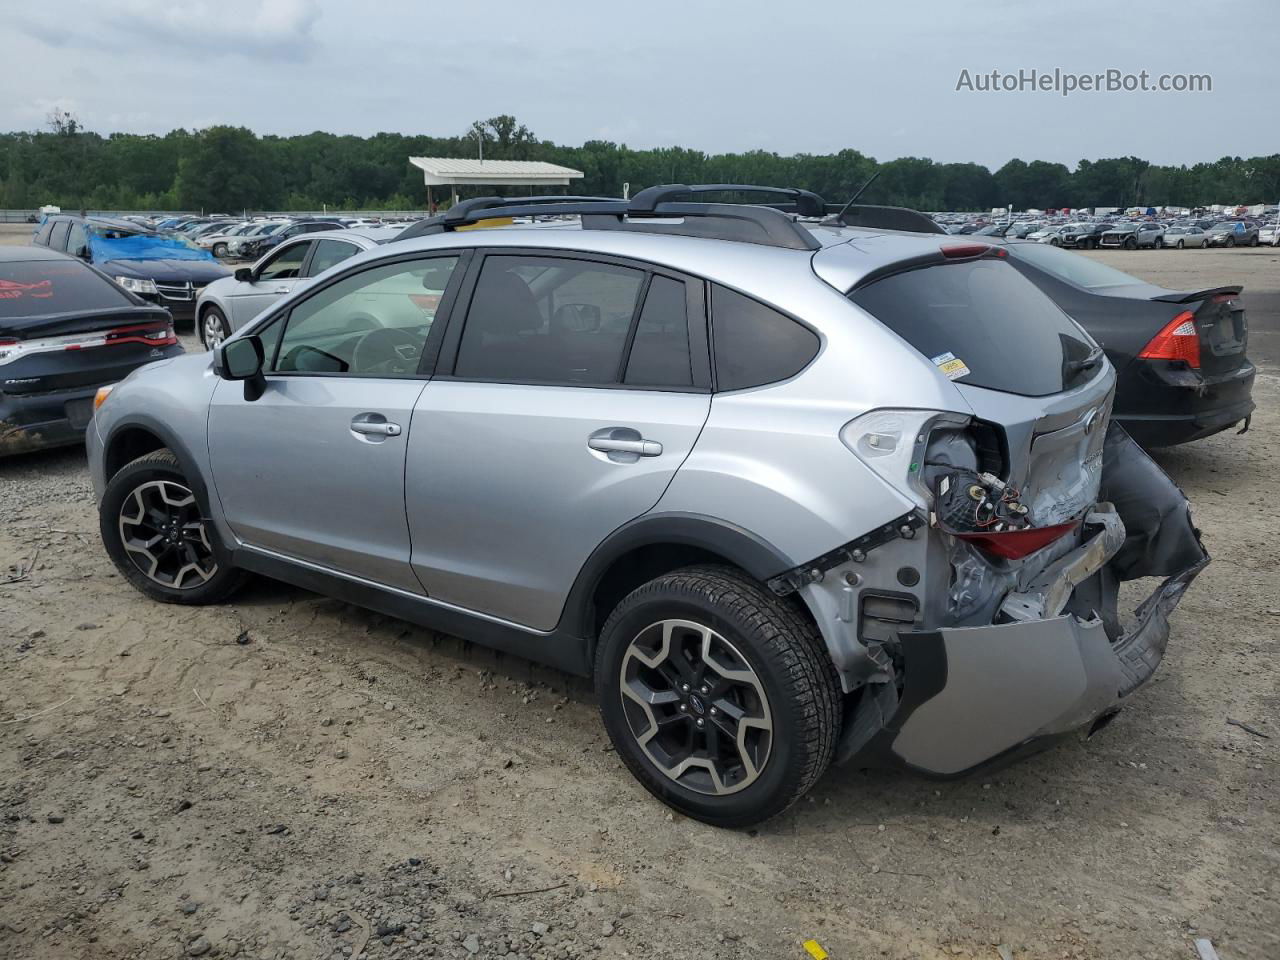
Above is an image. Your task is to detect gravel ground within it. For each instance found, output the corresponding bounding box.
[1,226,1277,960]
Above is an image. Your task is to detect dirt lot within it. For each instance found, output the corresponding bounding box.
[1,227,1277,960]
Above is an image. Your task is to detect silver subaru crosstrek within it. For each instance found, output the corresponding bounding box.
[87,186,1208,827]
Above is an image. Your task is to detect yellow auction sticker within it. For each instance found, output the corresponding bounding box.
[931,350,971,380]
[802,939,829,960]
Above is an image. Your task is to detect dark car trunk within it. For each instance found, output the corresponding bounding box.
[1,257,179,397]
[1153,286,1248,379]
[1,308,179,395]
[1002,243,1255,444]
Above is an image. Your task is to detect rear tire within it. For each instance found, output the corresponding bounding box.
[100,449,247,606]
[595,565,841,828]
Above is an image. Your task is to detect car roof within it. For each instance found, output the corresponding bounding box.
[78,215,156,233]
[337,216,968,310]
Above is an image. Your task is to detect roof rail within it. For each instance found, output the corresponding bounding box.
[823,203,945,235]
[395,187,821,251]
[635,184,828,218]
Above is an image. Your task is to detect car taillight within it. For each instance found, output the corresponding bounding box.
[1138,311,1200,369]
[941,243,1006,259]
[0,321,176,364]
[102,321,178,348]
[955,520,1080,560]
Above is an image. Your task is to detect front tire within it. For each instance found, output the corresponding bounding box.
[595,565,841,828]
[201,306,231,351]
[100,449,247,605]
[1176,239,1185,249]
[1225,236,1236,248]
[212,242,228,258]
[1124,237,1137,250]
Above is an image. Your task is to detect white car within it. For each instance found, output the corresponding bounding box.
[1259,224,1280,247]
[194,227,404,347]
[1027,227,1063,245]
[1163,226,1209,249]
[196,222,262,258]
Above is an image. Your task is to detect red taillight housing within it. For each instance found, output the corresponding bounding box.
[941,243,995,259]
[104,321,178,347]
[1138,311,1200,369]
[955,520,1080,560]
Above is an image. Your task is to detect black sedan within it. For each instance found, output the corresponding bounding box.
[0,246,184,456]
[1000,240,1254,446]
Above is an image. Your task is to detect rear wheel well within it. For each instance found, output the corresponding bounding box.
[587,543,817,641]
[104,427,167,481]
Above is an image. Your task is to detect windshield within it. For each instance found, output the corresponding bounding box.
[1009,240,1145,290]
[849,258,1096,397]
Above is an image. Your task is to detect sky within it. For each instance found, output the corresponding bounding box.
[4,0,1275,171]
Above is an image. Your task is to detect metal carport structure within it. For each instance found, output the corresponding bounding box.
[408,157,585,211]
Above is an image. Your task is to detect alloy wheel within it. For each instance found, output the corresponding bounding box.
[118,479,217,589]
[618,619,773,796]
[203,312,227,350]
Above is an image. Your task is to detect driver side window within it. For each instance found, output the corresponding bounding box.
[258,242,311,282]
[271,256,459,377]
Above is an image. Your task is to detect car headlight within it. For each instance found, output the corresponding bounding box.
[115,276,158,295]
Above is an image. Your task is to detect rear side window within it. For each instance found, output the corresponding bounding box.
[0,258,131,320]
[624,276,692,387]
[34,221,54,245]
[454,255,644,384]
[849,259,1095,397]
[711,285,818,391]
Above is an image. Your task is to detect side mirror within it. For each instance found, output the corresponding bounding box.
[216,335,267,401]
[234,267,253,283]
[74,244,91,260]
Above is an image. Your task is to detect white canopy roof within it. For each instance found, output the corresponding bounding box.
[409,157,584,187]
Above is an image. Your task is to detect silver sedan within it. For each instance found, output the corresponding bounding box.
[193,228,404,348]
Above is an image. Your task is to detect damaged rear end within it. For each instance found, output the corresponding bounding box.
[795,242,1209,776]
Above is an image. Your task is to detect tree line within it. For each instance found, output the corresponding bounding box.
[2,113,1277,214]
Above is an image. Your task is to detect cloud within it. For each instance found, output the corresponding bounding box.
[15,0,322,61]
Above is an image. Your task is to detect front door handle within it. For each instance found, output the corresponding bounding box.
[350,413,401,441]
[588,437,662,457]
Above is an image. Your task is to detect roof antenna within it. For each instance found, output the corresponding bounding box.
[825,171,881,224]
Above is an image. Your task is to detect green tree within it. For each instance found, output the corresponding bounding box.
[174,126,267,212]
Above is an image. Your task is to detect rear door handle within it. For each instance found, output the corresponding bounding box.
[588,437,662,457]
[350,413,401,441]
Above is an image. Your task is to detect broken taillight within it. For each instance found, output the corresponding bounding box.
[955,520,1080,560]
[1138,311,1200,368]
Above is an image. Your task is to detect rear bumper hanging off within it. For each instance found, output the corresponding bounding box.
[835,423,1210,776]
